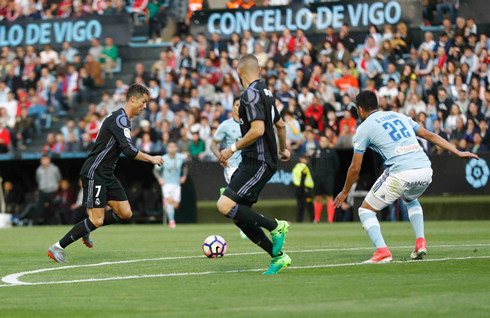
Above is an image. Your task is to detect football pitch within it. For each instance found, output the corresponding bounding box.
[1,221,489,317]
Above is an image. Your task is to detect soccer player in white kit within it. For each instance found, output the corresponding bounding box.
[153,141,187,228]
[334,91,478,263]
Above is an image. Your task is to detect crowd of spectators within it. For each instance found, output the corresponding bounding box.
[0,38,118,153]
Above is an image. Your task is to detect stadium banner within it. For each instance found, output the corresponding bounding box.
[0,14,131,49]
[190,0,422,38]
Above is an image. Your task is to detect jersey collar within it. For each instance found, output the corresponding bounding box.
[367,110,379,118]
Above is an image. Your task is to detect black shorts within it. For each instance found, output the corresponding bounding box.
[223,160,276,206]
[81,176,127,209]
[314,176,335,196]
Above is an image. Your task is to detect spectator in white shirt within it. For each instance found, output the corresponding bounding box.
[40,45,59,65]
[243,30,255,54]
[445,104,467,131]
[298,87,314,111]
[378,79,399,103]
[418,32,436,52]
[0,92,18,120]
[218,85,234,111]
[404,94,427,116]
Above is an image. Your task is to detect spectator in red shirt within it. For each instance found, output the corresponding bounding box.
[279,28,296,54]
[305,96,324,132]
[0,121,11,153]
[52,133,65,154]
[339,110,357,134]
[42,133,55,154]
[86,113,101,141]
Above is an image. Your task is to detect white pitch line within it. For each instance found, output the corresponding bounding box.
[1,255,489,288]
[1,243,489,287]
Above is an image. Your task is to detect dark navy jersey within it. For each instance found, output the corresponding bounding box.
[80,108,139,183]
[239,79,280,169]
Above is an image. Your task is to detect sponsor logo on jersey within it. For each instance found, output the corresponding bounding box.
[95,198,100,205]
[404,181,430,188]
[395,144,421,155]
[124,128,131,138]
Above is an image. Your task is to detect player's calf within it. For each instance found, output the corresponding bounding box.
[359,207,392,263]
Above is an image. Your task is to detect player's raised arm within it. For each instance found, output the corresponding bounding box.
[416,126,479,160]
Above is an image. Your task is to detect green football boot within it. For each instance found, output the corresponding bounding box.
[271,220,289,257]
[262,253,291,275]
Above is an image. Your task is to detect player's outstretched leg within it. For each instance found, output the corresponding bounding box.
[403,199,427,260]
[220,187,247,239]
[48,209,121,262]
[359,207,392,263]
[234,221,273,255]
[225,203,288,256]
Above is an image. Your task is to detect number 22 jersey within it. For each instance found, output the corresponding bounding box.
[353,111,431,173]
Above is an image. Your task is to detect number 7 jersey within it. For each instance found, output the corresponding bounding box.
[353,110,431,173]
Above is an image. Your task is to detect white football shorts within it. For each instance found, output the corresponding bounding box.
[365,167,433,211]
[162,184,181,203]
[224,166,238,184]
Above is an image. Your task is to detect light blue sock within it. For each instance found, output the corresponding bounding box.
[166,204,175,223]
[404,200,425,239]
[359,208,387,248]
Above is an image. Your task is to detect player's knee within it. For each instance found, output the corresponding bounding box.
[90,216,104,228]
[217,197,234,215]
[118,209,132,219]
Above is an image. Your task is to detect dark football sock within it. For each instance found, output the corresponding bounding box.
[235,221,274,257]
[227,204,277,232]
[59,218,97,248]
[101,210,120,226]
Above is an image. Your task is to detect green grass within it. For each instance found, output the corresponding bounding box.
[1,222,490,317]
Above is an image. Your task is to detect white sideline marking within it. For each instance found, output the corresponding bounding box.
[1,255,489,288]
[1,243,489,287]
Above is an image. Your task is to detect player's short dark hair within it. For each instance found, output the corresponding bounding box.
[356,90,378,112]
[168,140,178,146]
[238,54,259,72]
[233,96,240,104]
[126,84,149,101]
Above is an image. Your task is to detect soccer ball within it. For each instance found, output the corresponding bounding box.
[202,235,227,258]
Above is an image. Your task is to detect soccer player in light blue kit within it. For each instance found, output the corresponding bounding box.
[153,141,188,228]
[211,97,248,239]
[334,91,478,263]
[211,97,242,184]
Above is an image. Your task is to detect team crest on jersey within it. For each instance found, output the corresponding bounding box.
[95,198,100,205]
[239,118,244,125]
[124,128,131,138]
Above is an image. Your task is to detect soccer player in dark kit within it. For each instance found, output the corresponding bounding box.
[48,84,164,263]
[217,55,291,275]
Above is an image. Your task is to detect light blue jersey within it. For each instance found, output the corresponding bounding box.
[214,118,242,167]
[155,153,187,185]
[353,111,431,173]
